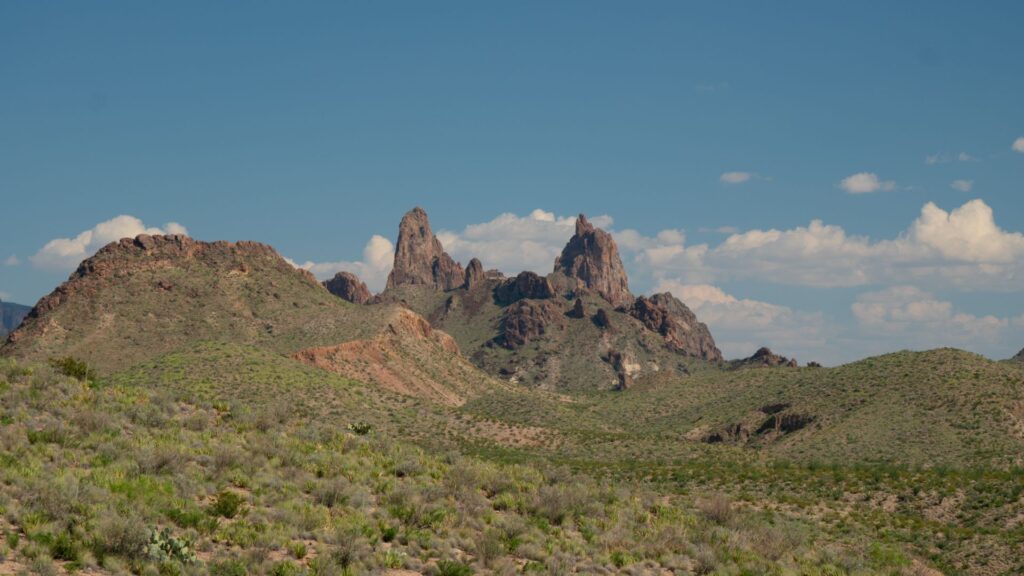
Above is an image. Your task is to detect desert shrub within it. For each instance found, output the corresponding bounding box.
[48,531,81,562]
[208,490,246,519]
[270,560,302,576]
[49,357,96,382]
[313,476,350,508]
[93,510,150,560]
[208,559,248,576]
[348,422,372,435]
[287,540,307,559]
[697,493,734,526]
[437,559,474,576]
[474,528,505,567]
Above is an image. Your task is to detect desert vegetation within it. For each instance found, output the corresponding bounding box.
[0,357,935,575]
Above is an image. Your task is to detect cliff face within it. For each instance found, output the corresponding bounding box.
[552,215,632,308]
[386,207,464,291]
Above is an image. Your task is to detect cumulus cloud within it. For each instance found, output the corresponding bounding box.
[3,255,18,266]
[436,209,613,275]
[653,280,829,361]
[1013,137,1024,153]
[852,286,1012,346]
[689,199,1024,290]
[950,179,973,192]
[839,172,896,194]
[31,215,188,272]
[289,235,394,293]
[719,171,752,184]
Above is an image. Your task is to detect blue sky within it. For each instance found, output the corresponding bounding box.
[2,1,1023,363]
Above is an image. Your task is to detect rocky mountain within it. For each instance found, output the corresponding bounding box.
[551,214,632,307]
[323,271,372,304]
[386,207,464,291]
[732,346,799,368]
[2,234,495,404]
[380,208,722,390]
[1012,347,1024,362]
[0,300,30,337]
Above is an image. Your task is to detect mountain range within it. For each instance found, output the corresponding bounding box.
[0,299,30,337]
[2,208,1023,574]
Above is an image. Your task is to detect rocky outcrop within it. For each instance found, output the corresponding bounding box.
[735,347,798,368]
[552,215,632,307]
[567,298,586,319]
[592,308,611,329]
[605,348,640,389]
[463,258,486,290]
[498,300,565,349]
[291,308,480,407]
[1012,348,1024,363]
[702,403,814,444]
[323,271,372,304]
[386,207,464,291]
[629,293,722,361]
[493,271,554,305]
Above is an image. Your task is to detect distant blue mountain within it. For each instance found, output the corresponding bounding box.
[0,300,31,337]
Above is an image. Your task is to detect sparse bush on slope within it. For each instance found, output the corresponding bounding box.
[0,357,900,575]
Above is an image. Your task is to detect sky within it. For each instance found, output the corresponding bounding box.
[2,1,1023,364]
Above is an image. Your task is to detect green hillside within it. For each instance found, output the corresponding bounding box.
[0,355,904,576]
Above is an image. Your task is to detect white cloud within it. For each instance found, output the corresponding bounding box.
[852,286,1011,346]
[436,210,613,275]
[1013,137,1024,153]
[926,152,978,164]
[3,255,18,266]
[950,179,973,192]
[289,235,394,293]
[653,280,829,362]
[839,172,896,194]
[31,215,188,272]
[720,171,752,184]
[0,291,11,301]
[688,199,1024,290]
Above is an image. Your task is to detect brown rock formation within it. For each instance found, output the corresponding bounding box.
[493,271,554,305]
[592,308,611,329]
[386,207,464,291]
[291,309,478,407]
[552,215,632,307]
[567,298,586,319]
[498,300,565,349]
[629,293,722,361]
[605,348,639,390]
[323,271,372,304]
[463,258,486,290]
[736,347,797,368]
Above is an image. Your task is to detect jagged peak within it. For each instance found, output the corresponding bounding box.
[553,214,631,307]
[387,207,464,291]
